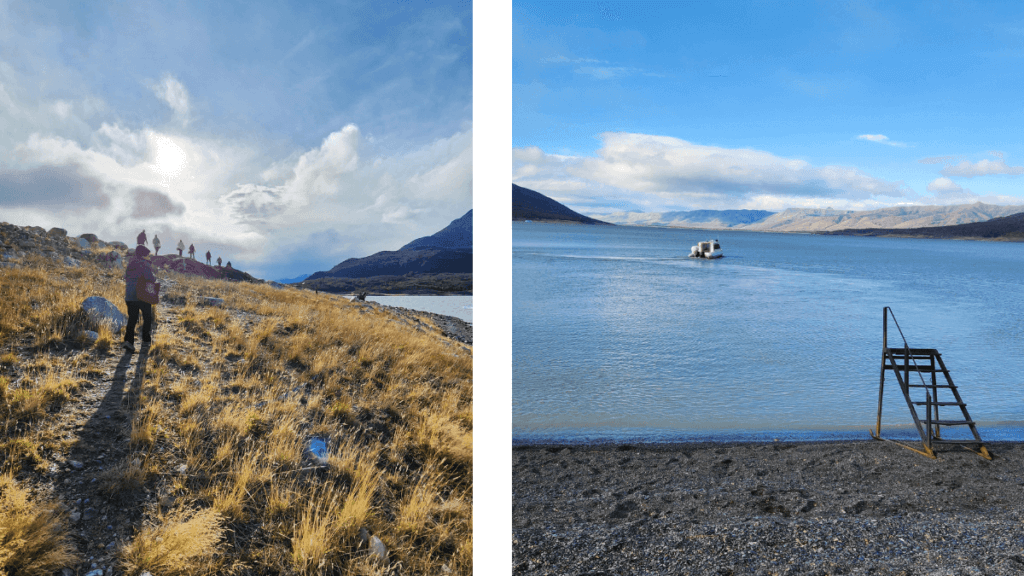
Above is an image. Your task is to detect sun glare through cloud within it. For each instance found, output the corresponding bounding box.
[150,135,188,178]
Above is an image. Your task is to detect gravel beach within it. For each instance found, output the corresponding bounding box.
[513,441,1024,575]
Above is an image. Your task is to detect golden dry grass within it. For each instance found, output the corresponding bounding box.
[0,253,472,575]
[0,473,78,575]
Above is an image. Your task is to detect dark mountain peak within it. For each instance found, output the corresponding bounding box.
[512,183,611,225]
[400,210,472,251]
[304,209,473,293]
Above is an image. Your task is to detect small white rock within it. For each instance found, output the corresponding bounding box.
[369,535,387,559]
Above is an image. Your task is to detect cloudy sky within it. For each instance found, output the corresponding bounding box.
[0,0,471,280]
[513,1,1024,216]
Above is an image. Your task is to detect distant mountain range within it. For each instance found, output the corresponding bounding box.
[512,184,611,224]
[595,202,1024,233]
[277,273,310,284]
[600,209,774,228]
[822,210,1024,241]
[300,210,472,294]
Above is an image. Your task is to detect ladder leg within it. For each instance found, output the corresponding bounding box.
[931,354,941,439]
[874,351,886,439]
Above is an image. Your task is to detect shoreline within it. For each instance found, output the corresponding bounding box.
[513,440,1024,574]
[512,423,1024,447]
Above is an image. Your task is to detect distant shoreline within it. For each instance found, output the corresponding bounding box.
[517,219,1024,242]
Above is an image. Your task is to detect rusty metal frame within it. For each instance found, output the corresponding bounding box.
[869,307,991,460]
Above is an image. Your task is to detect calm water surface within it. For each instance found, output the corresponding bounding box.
[513,222,1024,443]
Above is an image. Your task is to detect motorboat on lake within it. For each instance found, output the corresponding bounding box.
[689,239,723,259]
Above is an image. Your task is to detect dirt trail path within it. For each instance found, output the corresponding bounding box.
[40,307,187,574]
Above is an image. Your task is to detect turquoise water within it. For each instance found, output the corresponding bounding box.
[513,222,1024,443]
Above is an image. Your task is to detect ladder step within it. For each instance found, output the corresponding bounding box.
[885,347,940,355]
[928,420,974,426]
[885,365,941,373]
[911,401,964,406]
[906,384,954,388]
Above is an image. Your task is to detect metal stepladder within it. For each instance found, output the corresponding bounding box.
[870,307,991,460]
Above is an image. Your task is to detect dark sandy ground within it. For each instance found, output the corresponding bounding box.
[513,441,1024,575]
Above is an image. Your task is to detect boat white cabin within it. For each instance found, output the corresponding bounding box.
[689,239,723,259]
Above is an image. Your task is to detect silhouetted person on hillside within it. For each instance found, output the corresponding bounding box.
[123,245,156,354]
[153,235,161,255]
[189,244,196,260]
[137,230,147,246]
[226,261,232,269]
[177,240,185,257]
[205,250,211,265]
[217,256,222,266]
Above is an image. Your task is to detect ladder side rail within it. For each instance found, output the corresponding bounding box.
[933,353,988,446]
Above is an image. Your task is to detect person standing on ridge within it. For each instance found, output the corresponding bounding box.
[137,230,147,246]
[189,244,196,260]
[205,250,212,265]
[123,245,157,354]
[217,256,222,266]
[177,240,185,257]
[153,235,161,255]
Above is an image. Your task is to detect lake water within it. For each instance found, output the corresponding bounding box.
[367,295,473,324]
[513,222,1024,444]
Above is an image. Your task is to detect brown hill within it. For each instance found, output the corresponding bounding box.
[822,211,1024,241]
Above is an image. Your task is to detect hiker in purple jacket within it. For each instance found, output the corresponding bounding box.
[189,243,196,260]
[137,230,147,246]
[122,245,157,354]
[205,250,211,265]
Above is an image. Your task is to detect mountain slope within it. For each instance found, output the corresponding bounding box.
[303,210,473,294]
[593,202,1024,232]
[600,209,774,228]
[512,184,611,224]
[400,209,472,250]
[822,211,1024,240]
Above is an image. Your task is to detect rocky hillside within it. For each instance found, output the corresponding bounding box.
[0,226,472,575]
[822,210,1024,240]
[0,222,260,284]
[512,184,611,224]
[594,202,1024,232]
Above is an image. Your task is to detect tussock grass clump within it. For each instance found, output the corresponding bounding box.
[118,507,226,576]
[1,251,472,575]
[0,474,78,575]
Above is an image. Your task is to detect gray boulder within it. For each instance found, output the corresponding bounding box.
[47,227,67,238]
[108,241,128,249]
[81,297,126,334]
[79,233,99,243]
[200,297,224,306]
[63,255,80,267]
[76,237,90,248]
[95,240,107,248]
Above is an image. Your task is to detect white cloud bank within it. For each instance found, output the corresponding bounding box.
[514,132,912,213]
[0,78,471,279]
